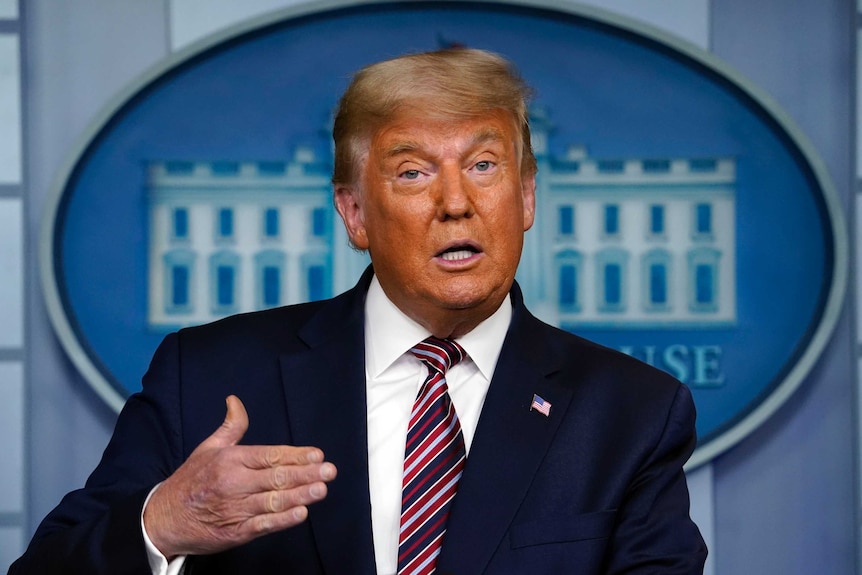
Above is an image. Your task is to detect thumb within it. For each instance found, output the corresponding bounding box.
[201,395,249,449]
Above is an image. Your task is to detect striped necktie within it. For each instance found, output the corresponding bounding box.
[397,336,468,575]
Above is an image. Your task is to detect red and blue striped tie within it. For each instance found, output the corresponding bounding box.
[397,337,468,575]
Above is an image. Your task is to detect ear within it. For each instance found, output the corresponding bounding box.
[521,172,536,231]
[334,184,369,250]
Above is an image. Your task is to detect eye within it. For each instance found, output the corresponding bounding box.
[475,161,493,172]
[401,169,421,180]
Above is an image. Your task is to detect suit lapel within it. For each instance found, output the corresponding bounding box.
[437,288,574,574]
[276,275,571,574]
[279,269,377,575]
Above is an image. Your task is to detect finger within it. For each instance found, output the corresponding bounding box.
[248,505,311,538]
[249,480,331,517]
[222,461,336,499]
[200,395,249,450]
[240,444,325,469]
[240,461,337,495]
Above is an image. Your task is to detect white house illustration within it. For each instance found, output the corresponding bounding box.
[520,109,736,328]
[146,108,736,330]
[146,147,369,329]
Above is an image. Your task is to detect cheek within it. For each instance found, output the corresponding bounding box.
[377,201,428,235]
[491,198,529,233]
[488,207,527,260]
[364,206,427,264]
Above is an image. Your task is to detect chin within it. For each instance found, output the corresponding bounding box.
[434,283,505,312]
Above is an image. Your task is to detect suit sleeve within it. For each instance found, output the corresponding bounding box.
[9,333,186,575]
[603,383,708,574]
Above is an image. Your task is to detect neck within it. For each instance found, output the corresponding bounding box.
[403,298,507,340]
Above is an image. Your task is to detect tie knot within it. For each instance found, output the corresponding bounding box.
[410,336,467,375]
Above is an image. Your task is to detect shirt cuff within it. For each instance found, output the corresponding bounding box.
[142,483,188,575]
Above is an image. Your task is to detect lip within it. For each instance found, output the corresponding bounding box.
[434,240,484,268]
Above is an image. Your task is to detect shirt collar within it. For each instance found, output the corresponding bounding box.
[364,275,512,381]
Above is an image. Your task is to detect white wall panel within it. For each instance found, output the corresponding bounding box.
[0,0,16,20]
[858,29,862,179]
[687,464,715,575]
[0,527,23,574]
[169,0,710,52]
[0,35,20,184]
[577,0,709,49]
[857,188,862,343]
[0,199,21,348]
[0,362,23,513]
[170,0,293,50]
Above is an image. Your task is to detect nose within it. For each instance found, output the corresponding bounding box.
[435,165,474,220]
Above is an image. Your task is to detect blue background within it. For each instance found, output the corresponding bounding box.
[56,3,832,451]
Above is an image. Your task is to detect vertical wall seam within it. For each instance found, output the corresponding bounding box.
[16,0,26,553]
[852,2,861,573]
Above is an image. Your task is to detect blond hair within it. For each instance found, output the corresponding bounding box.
[331,48,536,185]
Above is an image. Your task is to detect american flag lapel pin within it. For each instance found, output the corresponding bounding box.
[530,393,551,417]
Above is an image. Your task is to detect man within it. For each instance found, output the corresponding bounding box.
[12,49,706,574]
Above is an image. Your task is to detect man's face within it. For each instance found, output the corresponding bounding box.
[335,108,536,335]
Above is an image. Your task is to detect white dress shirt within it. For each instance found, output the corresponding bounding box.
[144,275,512,575]
[364,277,511,574]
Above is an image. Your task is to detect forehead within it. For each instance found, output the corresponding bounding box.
[369,108,520,157]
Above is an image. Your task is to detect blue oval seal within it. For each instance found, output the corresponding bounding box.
[41,0,847,468]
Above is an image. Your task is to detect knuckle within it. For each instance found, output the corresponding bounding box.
[264,446,281,467]
[272,466,286,489]
[255,514,272,533]
[265,491,281,513]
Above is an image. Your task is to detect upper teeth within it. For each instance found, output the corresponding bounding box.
[442,250,473,261]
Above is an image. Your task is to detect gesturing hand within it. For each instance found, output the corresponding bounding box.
[143,395,337,560]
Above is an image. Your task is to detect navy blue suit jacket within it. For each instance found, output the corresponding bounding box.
[12,270,706,574]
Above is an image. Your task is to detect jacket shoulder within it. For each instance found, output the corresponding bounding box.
[524,314,685,402]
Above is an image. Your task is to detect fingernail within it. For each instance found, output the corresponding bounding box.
[321,463,336,480]
[306,450,323,463]
[310,484,323,498]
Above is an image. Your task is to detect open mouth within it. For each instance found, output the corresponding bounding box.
[438,244,480,262]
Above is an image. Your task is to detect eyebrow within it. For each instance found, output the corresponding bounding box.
[381,126,507,160]
[382,141,422,159]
